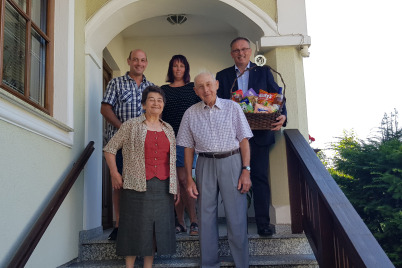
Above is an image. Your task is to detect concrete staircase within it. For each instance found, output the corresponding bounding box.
[61,221,317,268]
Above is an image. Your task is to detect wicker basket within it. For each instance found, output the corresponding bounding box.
[245,110,282,130]
[231,65,286,130]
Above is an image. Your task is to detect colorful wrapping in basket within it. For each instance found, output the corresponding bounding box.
[229,65,286,130]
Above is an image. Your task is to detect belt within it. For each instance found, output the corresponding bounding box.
[198,148,240,159]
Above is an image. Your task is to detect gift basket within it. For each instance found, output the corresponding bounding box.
[230,64,286,130]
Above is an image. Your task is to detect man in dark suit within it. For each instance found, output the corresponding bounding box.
[216,37,287,236]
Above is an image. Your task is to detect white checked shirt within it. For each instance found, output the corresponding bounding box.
[177,97,253,153]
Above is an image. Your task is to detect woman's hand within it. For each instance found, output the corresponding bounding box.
[110,171,123,189]
[174,191,180,206]
[104,152,122,189]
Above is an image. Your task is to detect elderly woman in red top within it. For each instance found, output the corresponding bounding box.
[104,86,178,268]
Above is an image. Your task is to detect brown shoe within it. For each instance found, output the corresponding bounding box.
[189,222,198,236]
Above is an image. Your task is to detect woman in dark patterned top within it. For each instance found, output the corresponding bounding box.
[161,55,200,236]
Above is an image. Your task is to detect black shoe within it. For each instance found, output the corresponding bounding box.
[175,223,187,234]
[108,227,118,240]
[257,226,274,237]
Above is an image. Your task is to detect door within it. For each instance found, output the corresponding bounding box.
[102,59,113,229]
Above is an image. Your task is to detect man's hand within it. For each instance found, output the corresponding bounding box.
[101,103,122,129]
[187,179,199,199]
[271,115,287,131]
[238,170,251,194]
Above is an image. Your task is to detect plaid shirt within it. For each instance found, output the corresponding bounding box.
[102,72,154,140]
[177,97,253,153]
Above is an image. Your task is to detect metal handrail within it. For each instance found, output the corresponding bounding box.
[7,141,95,268]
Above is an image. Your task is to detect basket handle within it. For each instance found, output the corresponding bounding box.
[229,64,287,114]
[229,64,286,96]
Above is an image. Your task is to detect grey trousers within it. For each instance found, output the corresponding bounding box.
[195,153,249,268]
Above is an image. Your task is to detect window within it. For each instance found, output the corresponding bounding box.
[0,0,54,114]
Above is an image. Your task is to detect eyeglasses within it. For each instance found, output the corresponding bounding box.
[231,48,250,54]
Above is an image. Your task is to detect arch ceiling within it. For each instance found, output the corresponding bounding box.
[86,0,278,56]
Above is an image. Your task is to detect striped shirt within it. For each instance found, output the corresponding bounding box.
[235,62,250,95]
[102,72,154,140]
[177,97,253,153]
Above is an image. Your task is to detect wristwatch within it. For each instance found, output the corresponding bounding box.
[242,166,251,171]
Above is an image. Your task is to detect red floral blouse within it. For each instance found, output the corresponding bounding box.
[144,130,170,180]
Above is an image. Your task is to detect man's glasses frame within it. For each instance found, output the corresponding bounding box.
[231,48,251,54]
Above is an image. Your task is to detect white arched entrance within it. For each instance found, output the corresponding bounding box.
[83,0,310,230]
[86,0,278,60]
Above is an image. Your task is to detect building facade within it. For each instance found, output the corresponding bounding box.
[0,0,310,266]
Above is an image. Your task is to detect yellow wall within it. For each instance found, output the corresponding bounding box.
[122,33,237,85]
[86,0,110,21]
[106,34,128,77]
[250,0,277,22]
[265,46,308,224]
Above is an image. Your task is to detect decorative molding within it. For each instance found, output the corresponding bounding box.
[260,35,311,51]
[0,90,74,147]
[85,46,103,70]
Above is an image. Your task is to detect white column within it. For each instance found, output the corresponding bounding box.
[83,50,103,230]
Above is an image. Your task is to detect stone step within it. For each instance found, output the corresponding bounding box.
[59,223,317,267]
[62,254,318,268]
[78,224,313,262]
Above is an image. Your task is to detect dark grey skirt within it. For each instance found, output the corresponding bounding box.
[116,178,176,256]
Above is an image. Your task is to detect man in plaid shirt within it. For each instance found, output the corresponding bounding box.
[101,49,154,240]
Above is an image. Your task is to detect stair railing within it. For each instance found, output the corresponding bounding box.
[7,141,95,268]
[284,129,394,268]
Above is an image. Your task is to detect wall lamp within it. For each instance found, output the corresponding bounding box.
[167,14,187,25]
[300,45,310,57]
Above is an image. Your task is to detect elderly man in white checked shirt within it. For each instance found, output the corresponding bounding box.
[177,72,253,268]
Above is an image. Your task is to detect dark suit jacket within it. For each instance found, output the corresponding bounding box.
[216,62,287,146]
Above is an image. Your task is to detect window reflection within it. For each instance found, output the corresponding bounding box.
[31,0,47,33]
[2,2,26,94]
[14,0,27,12]
[30,29,46,106]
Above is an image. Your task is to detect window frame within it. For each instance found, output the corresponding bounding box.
[0,0,54,115]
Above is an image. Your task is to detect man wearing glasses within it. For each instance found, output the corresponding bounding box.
[216,37,287,237]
